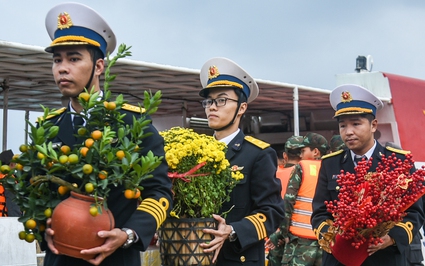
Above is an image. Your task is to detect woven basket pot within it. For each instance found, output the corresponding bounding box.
[159,217,217,266]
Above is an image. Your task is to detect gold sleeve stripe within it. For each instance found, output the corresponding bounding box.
[313,229,318,239]
[137,197,169,230]
[315,221,328,239]
[245,213,267,240]
[395,221,413,244]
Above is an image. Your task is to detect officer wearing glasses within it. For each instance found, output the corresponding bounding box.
[198,57,285,266]
[201,97,239,108]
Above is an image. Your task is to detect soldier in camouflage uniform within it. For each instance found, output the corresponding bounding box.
[282,136,304,166]
[267,136,303,266]
[278,133,328,266]
[329,135,346,153]
[278,136,304,197]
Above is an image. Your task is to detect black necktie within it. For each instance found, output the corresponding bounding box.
[73,116,84,135]
[354,155,367,164]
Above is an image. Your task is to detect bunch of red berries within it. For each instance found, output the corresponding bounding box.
[325,153,425,248]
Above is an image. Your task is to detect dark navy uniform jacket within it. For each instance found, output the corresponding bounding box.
[41,105,172,266]
[311,141,424,266]
[216,130,285,266]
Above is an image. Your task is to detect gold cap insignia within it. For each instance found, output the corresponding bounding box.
[208,65,219,80]
[57,12,73,30]
[341,91,353,103]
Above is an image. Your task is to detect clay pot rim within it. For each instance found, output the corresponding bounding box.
[70,191,104,202]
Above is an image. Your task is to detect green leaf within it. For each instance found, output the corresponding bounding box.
[47,142,58,161]
[108,74,117,82]
[35,144,47,155]
[35,127,45,145]
[147,107,158,116]
[48,126,59,139]
[118,127,125,139]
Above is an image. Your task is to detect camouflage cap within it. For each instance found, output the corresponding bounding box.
[284,136,304,152]
[330,135,346,152]
[300,132,329,154]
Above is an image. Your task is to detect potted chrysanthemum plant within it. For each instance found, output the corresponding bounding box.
[158,126,243,265]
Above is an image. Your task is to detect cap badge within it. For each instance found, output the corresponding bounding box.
[208,65,220,80]
[57,12,73,30]
[341,91,353,103]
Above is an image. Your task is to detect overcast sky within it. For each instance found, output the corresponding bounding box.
[2,0,425,153]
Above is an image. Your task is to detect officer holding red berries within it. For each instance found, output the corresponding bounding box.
[311,84,424,266]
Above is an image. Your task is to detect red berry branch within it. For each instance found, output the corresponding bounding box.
[323,153,425,248]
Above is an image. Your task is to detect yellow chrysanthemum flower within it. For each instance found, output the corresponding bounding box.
[160,127,243,218]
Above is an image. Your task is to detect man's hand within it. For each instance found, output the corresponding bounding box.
[46,218,131,265]
[265,238,276,250]
[367,234,394,256]
[199,214,232,263]
[45,218,59,255]
[80,228,128,265]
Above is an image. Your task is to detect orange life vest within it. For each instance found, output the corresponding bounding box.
[276,165,295,198]
[0,174,7,217]
[289,160,321,239]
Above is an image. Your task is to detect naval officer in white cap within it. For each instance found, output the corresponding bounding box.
[311,84,423,266]
[41,3,172,266]
[198,57,285,265]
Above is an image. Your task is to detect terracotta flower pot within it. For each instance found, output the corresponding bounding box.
[51,191,115,260]
[331,234,369,266]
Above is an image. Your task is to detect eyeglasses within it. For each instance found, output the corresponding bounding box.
[201,97,239,108]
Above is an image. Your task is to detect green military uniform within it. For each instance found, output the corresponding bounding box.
[280,164,322,266]
[267,161,295,266]
[269,134,327,266]
[268,136,303,266]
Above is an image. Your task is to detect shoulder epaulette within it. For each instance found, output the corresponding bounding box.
[321,149,344,160]
[244,136,270,149]
[386,146,411,155]
[37,107,66,123]
[122,104,146,114]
